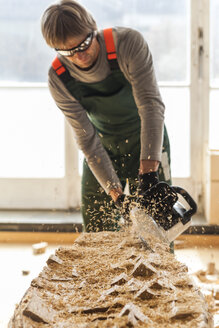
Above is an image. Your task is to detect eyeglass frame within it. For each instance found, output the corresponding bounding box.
[55,31,95,57]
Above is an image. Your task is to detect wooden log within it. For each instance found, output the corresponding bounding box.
[9,230,214,328]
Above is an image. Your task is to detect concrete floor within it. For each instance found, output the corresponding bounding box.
[0,241,219,328]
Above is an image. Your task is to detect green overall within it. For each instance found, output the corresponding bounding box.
[62,68,172,233]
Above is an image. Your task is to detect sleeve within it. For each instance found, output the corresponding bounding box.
[48,68,122,194]
[116,28,165,162]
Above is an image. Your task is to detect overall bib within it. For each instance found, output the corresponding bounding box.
[52,28,172,233]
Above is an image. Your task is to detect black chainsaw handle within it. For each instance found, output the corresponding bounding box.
[172,186,197,222]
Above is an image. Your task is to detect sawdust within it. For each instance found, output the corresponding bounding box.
[9,229,213,327]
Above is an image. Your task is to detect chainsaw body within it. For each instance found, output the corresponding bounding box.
[130,182,197,244]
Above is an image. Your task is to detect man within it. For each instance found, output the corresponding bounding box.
[41,0,172,233]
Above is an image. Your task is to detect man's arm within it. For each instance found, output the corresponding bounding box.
[139,159,159,174]
[109,28,164,202]
[48,68,122,195]
[116,28,165,165]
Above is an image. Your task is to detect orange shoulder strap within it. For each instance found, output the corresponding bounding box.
[51,56,72,84]
[52,57,66,75]
[103,28,117,61]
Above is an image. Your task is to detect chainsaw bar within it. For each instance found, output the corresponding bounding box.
[130,207,169,252]
[139,236,155,253]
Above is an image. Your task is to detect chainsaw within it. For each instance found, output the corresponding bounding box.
[128,182,197,250]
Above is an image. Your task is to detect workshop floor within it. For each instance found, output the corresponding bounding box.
[0,242,219,328]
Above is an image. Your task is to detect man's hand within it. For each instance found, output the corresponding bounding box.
[138,159,160,195]
[138,171,159,195]
[110,189,133,223]
[109,188,123,202]
[139,159,159,174]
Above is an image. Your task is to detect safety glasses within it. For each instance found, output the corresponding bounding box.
[55,32,94,57]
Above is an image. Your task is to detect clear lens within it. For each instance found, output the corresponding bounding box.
[56,32,93,57]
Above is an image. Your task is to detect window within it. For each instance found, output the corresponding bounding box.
[0,0,215,212]
[0,0,54,83]
[0,88,64,178]
[0,0,65,178]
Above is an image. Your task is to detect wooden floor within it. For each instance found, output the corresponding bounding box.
[0,236,219,328]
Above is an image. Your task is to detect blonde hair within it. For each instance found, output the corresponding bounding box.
[41,0,97,48]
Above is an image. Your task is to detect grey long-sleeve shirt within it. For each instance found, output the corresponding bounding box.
[48,27,165,194]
